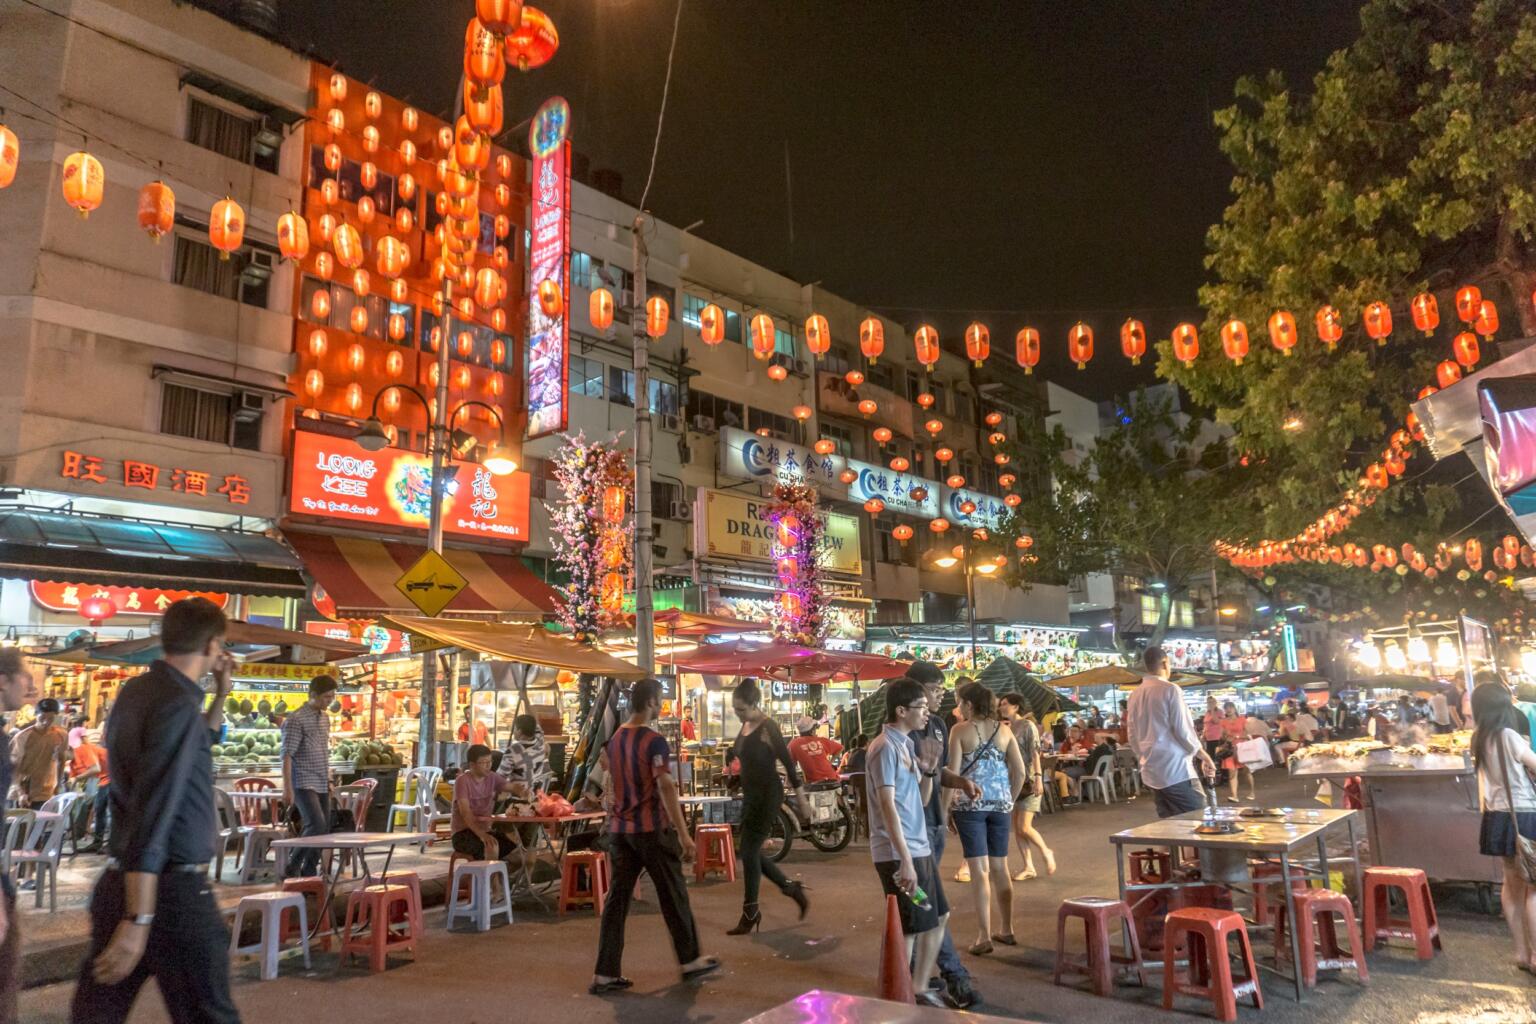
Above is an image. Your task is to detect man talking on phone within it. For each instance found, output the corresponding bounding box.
[71,597,240,1024]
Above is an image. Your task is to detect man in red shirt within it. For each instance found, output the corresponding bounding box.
[72,730,111,851]
[787,717,843,784]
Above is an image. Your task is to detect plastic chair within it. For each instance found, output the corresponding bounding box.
[1077,758,1118,805]
[230,891,310,980]
[1111,747,1142,796]
[8,809,72,910]
[332,784,372,877]
[387,767,444,848]
[1053,897,1145,996]
[1249,861,1311,929]
[558,850,610,916]
[1162,907,1263,1022]
[693,824,736,881]
[233,777,281,827]
[1272,888,1369,987]
[1362,866,1441,959]
[212,789,245,882]
[0,812,35,878]
[339,884,418,972]
[445,861,514,932]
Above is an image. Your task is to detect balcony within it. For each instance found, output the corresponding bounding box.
[818,371,914,438]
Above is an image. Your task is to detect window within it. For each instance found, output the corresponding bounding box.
[654,480,681,517]
[681,292,708,329]
[307,146,395,213]
[747,407,793,441]
[174,232,271,308]
[608,366,635,407]
[186,97,274,170]
[1139,596,1193,629]
[686,390,744,430]
[649,379,680,421]
[160,381,262,450]
[821,422,854,458]
[774,326,795,359]
[868,362,898,392]
[570,251,599,292]
[570,355,604,398]
[876,521,917,566]
[826,345,855,377]
[647,281,676,314]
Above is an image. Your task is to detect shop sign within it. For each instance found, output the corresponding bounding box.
[844,459,940,518]
[770,680,812,699]
[709,593,867,642]
[230,661,338,682]
[525,136,570,439]
[288,431,531,542]
[29,581,228,616]
[995,625,1085,650]
[60,450,252,505]
[942,487,1009,529]
[718,427,846,490]
[696,488,862,575]
[303,620,413,656]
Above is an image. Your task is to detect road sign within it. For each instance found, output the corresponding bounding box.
[394,549,468,617]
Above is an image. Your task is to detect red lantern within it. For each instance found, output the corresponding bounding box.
[477,0,524,36]
[864,498,885,514]
[916,392,935,408]
[889,456,910,472]
[806,314,831,357]
[1315,305,1343,350]
[845,370,865,387]
[462,78,504,137]
[872,427,893,444]
[857,399,877,417]
[930,518,951,534]
[374,235,409,280]
[1436,360,1462,389]
[1365,464,1389,490]
[276,211,309,261]
[307,329,328,358]
[590,288,615,330]
[857,317,884,363]
[1267,310,1297,356]
[1475,299,1499,338]
[1363,301,1392,344]
[1411,292,1439,335]
[536,278,562,316]
[1065,322,1093,370]
[303,368,325,398]
[0,124,18,189]
[1016,327,1040,374]
[349,305,369,334]
[934,447,954,464]
[792,404,813,422]
[945,474,966,489]
[646,296,670,338]
[505,5,559,71]
[1456,285,1482,323]
[332,223,363,269]
[964,322,990,367]
[1465,538,1484,572]
[477,268,505,310]
[1221,318,1250,365]
[464,18,505,93]
[699,303,724,344]
[310,289,332,321]
[814,439,837,455]
[1453,331,1480,369]
[79,595,116,626]
[136,181,175,240]
[998,473,1016,488]
[985,411,1003,427]
[61,151,104,217]
[914,324,940,371]
[893,525,914,543]
[208,197,245,260]
[750,313,775,360]
[1171,323,1199,367]
[1119,319,1146,365]
[922,418,942,436]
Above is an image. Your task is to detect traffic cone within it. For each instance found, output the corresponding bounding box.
[877,893,914,1003]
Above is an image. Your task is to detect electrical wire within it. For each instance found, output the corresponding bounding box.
[637,0,683,214]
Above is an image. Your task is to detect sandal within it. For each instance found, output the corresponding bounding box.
[992,933,1017,946]
[968,940,993,955]
[681,957,722,982]
[1013,869,1037,882]
[588,977,633,994]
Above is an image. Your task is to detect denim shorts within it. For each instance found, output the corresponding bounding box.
[953,810,1011,859]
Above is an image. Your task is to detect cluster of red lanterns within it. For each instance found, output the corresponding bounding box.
[1222,532,1533,587]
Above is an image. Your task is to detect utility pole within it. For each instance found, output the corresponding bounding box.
[417,276,454,768]
[632,213,655,677]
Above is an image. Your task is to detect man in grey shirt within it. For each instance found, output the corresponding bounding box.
[1125,647,1215,818]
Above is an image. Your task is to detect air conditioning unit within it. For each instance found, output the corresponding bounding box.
[658,413,680,432]
[692,414,716,433]
[670,500,694,522]
[233,391,265,423]
[793,359,807,376]
[247,249,275,271]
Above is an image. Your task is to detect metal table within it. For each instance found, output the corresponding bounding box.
[271,831,435,940]
[741,989,1037,1024]
[1109,806,1363,1003]
[489,811,605,908]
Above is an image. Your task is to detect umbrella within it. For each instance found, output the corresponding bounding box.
[1048,665,1141,688]
[668,639,814,677]
[1252,671,1329,691]
[378,615,646,678]
[646,609,764,637]
[763,649,910,684]
[977,657,1085,718]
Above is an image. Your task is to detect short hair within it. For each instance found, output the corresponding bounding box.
[630,678,661,713]
[999,693,1024,711]
[0,648,25,678]
[513,714,538,737]
[1143,646,1166,672]
[886,677,926,722]
[466,743,492,763]
[957,681,996,718]
[907,660,943,685]
[732,678,761,707]
[160,597,227,655]
[309,674,339,698]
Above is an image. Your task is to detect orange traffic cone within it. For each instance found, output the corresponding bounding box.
[877,893,914,1003]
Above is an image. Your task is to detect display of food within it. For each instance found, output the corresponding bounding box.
[212,728,283,768]
[1289,731,1472,774]
[335,737,406,770]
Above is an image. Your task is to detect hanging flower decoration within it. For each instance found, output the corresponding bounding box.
[766,474,826,647]
[549,432,632,644]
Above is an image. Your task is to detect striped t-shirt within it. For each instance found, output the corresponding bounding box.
[604,725,672,834]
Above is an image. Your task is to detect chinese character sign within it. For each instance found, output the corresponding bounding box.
[29,581,229,616]
[526,138,570,439]
[60,450,251,507]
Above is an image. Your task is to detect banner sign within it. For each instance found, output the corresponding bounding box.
[525,135,570,439]
[696,488,861,575]
[288,431,531,542]
[719,428,845,488]
[29,581,228,615]
[303,620,414,656]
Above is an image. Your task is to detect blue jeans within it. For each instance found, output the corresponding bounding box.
[924,821,969,983]
[285,789,329,877]
[92,783,110,842]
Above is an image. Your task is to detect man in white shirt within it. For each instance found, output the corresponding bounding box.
[1125,647,1216,818]
[1428,692,1454,734]
[1294,708,1321,742]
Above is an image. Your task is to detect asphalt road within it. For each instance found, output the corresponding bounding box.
[22,771,1536,1023]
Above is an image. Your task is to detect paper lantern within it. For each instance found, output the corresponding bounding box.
[1453,331,1480,369]
[398,172,417,202]
[1363,301,1392,344]
[603,485,626,524]
[893,525,914,543]
[989,432,1006,446]
[699,303,724,344]
[327,73,348,103]
[454,116,489,171]
[306,329,327,358]
[600,572,624,612]
[0,124,17,189]
[1171,323,1199,367]
[1016,327,1040,374]
[463,78,504,136]
[1267,310,1297,356]
[965,322,990,367]
[814,439,836,455]
[853,316,884,364]
[806,314,831,357]
[1465,537,1484,572]
[924,418,944,436]
[929,518,951,534]
[506,5,559,71]
[959,500,977,515]
[356,194,376,226]
[349,305,369,333]
[352,269,371,298]
[1436,360,1462,389]
[1067,322,1093,370]
[323,142,342,173]
[864,498,885,514]
[61,151,104,217]
[387,314,407,342]
[889,456,910,472]
[456,330,475,357]
[476,268,505,310]
[332,223,363,269]
[993,453,1009,465]
[465,18,506,92]
[1456,285,1482,323]
[1004,493,1022,507]
[311,289,332,320]
[872,427,893,443]
[361,126,380,156]
[845,370,865,387]
[999,473,1016,488]
[909,486,928,501]
[767,364,788,381]
[374,235,408,280]
[1475,299,1499,338]
[303,369,325,398]
[1383,449,1405,476]
[344,382,364,413]
[985,411,1003,427]
[204,197,244,259]
[589,288,615,330]
[914,324,940,371]
[275,211,309,261]
[1221,318,1250,365]
[857,399,877,417]
[1315,305,1343,350]
[477,0,524,36]
[1015,534,1034,549]
[1119,319,1146,365]
[79,595,116,626]
[324,108,345,136]
[839,468,857,484]
[134,180,175,240]
[791,404,813,421]
[645,296,669,338]
[1364,464,1388,490]
[934,447,954,463]
[914,392,934,409]
[1409,292,1439,335]
[749,313,775,360]
[945,474,965,489]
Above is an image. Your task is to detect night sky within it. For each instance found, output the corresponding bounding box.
[280,0,1363,397]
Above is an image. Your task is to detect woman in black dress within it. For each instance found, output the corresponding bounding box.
[726,679,809,933]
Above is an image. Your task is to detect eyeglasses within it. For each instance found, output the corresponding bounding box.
[898,700,930,713]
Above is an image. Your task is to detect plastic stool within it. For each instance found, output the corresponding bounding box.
[381,870,423,934]
[229,892,311,981]
[445,860,514,932]
[1362,866,1441,959]
[1129,849,1172,885]
[1250,861,1311,928]
[1273,888,1369,987]
[1163,907,1263,1022]
[279,877,332,952]
[1053,897,1145,996]
[339,884,417,972]
[559,850,611,916]
[693,824,737,882]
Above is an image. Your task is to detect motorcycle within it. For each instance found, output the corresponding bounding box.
[762,778,855,862]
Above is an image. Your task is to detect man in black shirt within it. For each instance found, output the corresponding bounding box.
[71,598,239,1024]
[0,647,40,1022]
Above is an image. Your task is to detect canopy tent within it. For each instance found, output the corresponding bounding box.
[43,620,369,666]
[1344,674,1437,692]
[377,615,645,678]
[646,609,765,637]
[837,656,1083,741]
[667,639,909,684]
[1247,671,1329,692]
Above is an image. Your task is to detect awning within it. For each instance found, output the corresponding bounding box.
[378,615,644,678]
[284,530,557,619]
[0,507,305,597]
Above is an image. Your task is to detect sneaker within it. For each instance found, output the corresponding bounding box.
[943,975,978,1010]
[915,990,947,1009]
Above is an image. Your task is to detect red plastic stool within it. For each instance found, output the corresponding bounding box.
[1162,907,1263,1022]
[1273,888,1369,987]
[1362,866,1441,959]
[279,877,333,951]
[559,850,611,916]
[338,884,417,973]
[1053,897,1145,996]
[1129,849,1172,885]
[1250,862,1312,928]
[380,871,423,935]
[693,824,737,882]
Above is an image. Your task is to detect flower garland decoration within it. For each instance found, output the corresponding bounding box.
[767,474,827,646]
[549,432,632,644]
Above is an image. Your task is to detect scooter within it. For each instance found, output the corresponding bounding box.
[762,778,855,862]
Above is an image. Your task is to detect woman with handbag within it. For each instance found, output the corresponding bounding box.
[1471,680,1536,974]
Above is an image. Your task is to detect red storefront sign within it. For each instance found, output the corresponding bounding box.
[29,581,229,615]
[303,620,413,656]
[288,431,531,542]
[60,450,252,505]
[525,134,569,439]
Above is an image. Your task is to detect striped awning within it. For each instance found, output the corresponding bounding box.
[283,530,557,619]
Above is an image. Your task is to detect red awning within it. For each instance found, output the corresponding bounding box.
[284,530,557,619]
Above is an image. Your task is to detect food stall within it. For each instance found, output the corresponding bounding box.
[868,622,1122,678]
[1288,732,1500,906]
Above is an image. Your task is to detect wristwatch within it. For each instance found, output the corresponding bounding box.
[124,913,155,927]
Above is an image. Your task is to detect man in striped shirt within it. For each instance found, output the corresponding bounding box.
[591,678,720,994]
[282,675,338,877]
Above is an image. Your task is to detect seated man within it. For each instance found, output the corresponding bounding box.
[498,714,553,794]
[453,743,529,864]
[787,716,844,785]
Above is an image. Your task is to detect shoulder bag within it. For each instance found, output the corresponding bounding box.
[1497,734,1536,884]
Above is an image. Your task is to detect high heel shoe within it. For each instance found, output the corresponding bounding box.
[726,905,762,935]
[783,880,809,921]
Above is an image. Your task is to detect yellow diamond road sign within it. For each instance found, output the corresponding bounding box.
[395,549,468,617]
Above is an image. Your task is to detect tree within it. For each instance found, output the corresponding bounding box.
[1166,0,1536,542]
[995,390,1254,652]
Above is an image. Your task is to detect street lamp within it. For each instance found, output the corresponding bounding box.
[353,386,517,476]
[925,529,1000,663]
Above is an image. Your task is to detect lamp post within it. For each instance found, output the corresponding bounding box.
[927,529,1001,666]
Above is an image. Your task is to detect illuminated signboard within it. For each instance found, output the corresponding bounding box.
[695,488,862,575]
[525,130,570,439]
[288,430,531,542]
[303,620,414,656]
[30,581,228,615]
[60,450,251,505]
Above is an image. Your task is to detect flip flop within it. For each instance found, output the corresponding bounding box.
[968,940,993,955]
[588,977,633,994]
[992,933,1017,946]
[682,957,722,982]
[1013,869,1037,881]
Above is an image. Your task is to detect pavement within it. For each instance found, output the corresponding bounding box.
[17,772,1536,1024]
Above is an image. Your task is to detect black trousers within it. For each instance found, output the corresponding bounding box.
[739,781,788,905]
[594,831,700,978]
[71,869,240,1024]
[285,789,330,877]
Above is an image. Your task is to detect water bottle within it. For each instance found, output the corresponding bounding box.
[910,884,932,911]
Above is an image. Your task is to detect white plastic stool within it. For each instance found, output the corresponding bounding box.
[445,860,513,932]
[230,891,311,980]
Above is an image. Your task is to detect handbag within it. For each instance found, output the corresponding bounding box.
[1235,737,1273,770]
[1496,737,1536,884]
